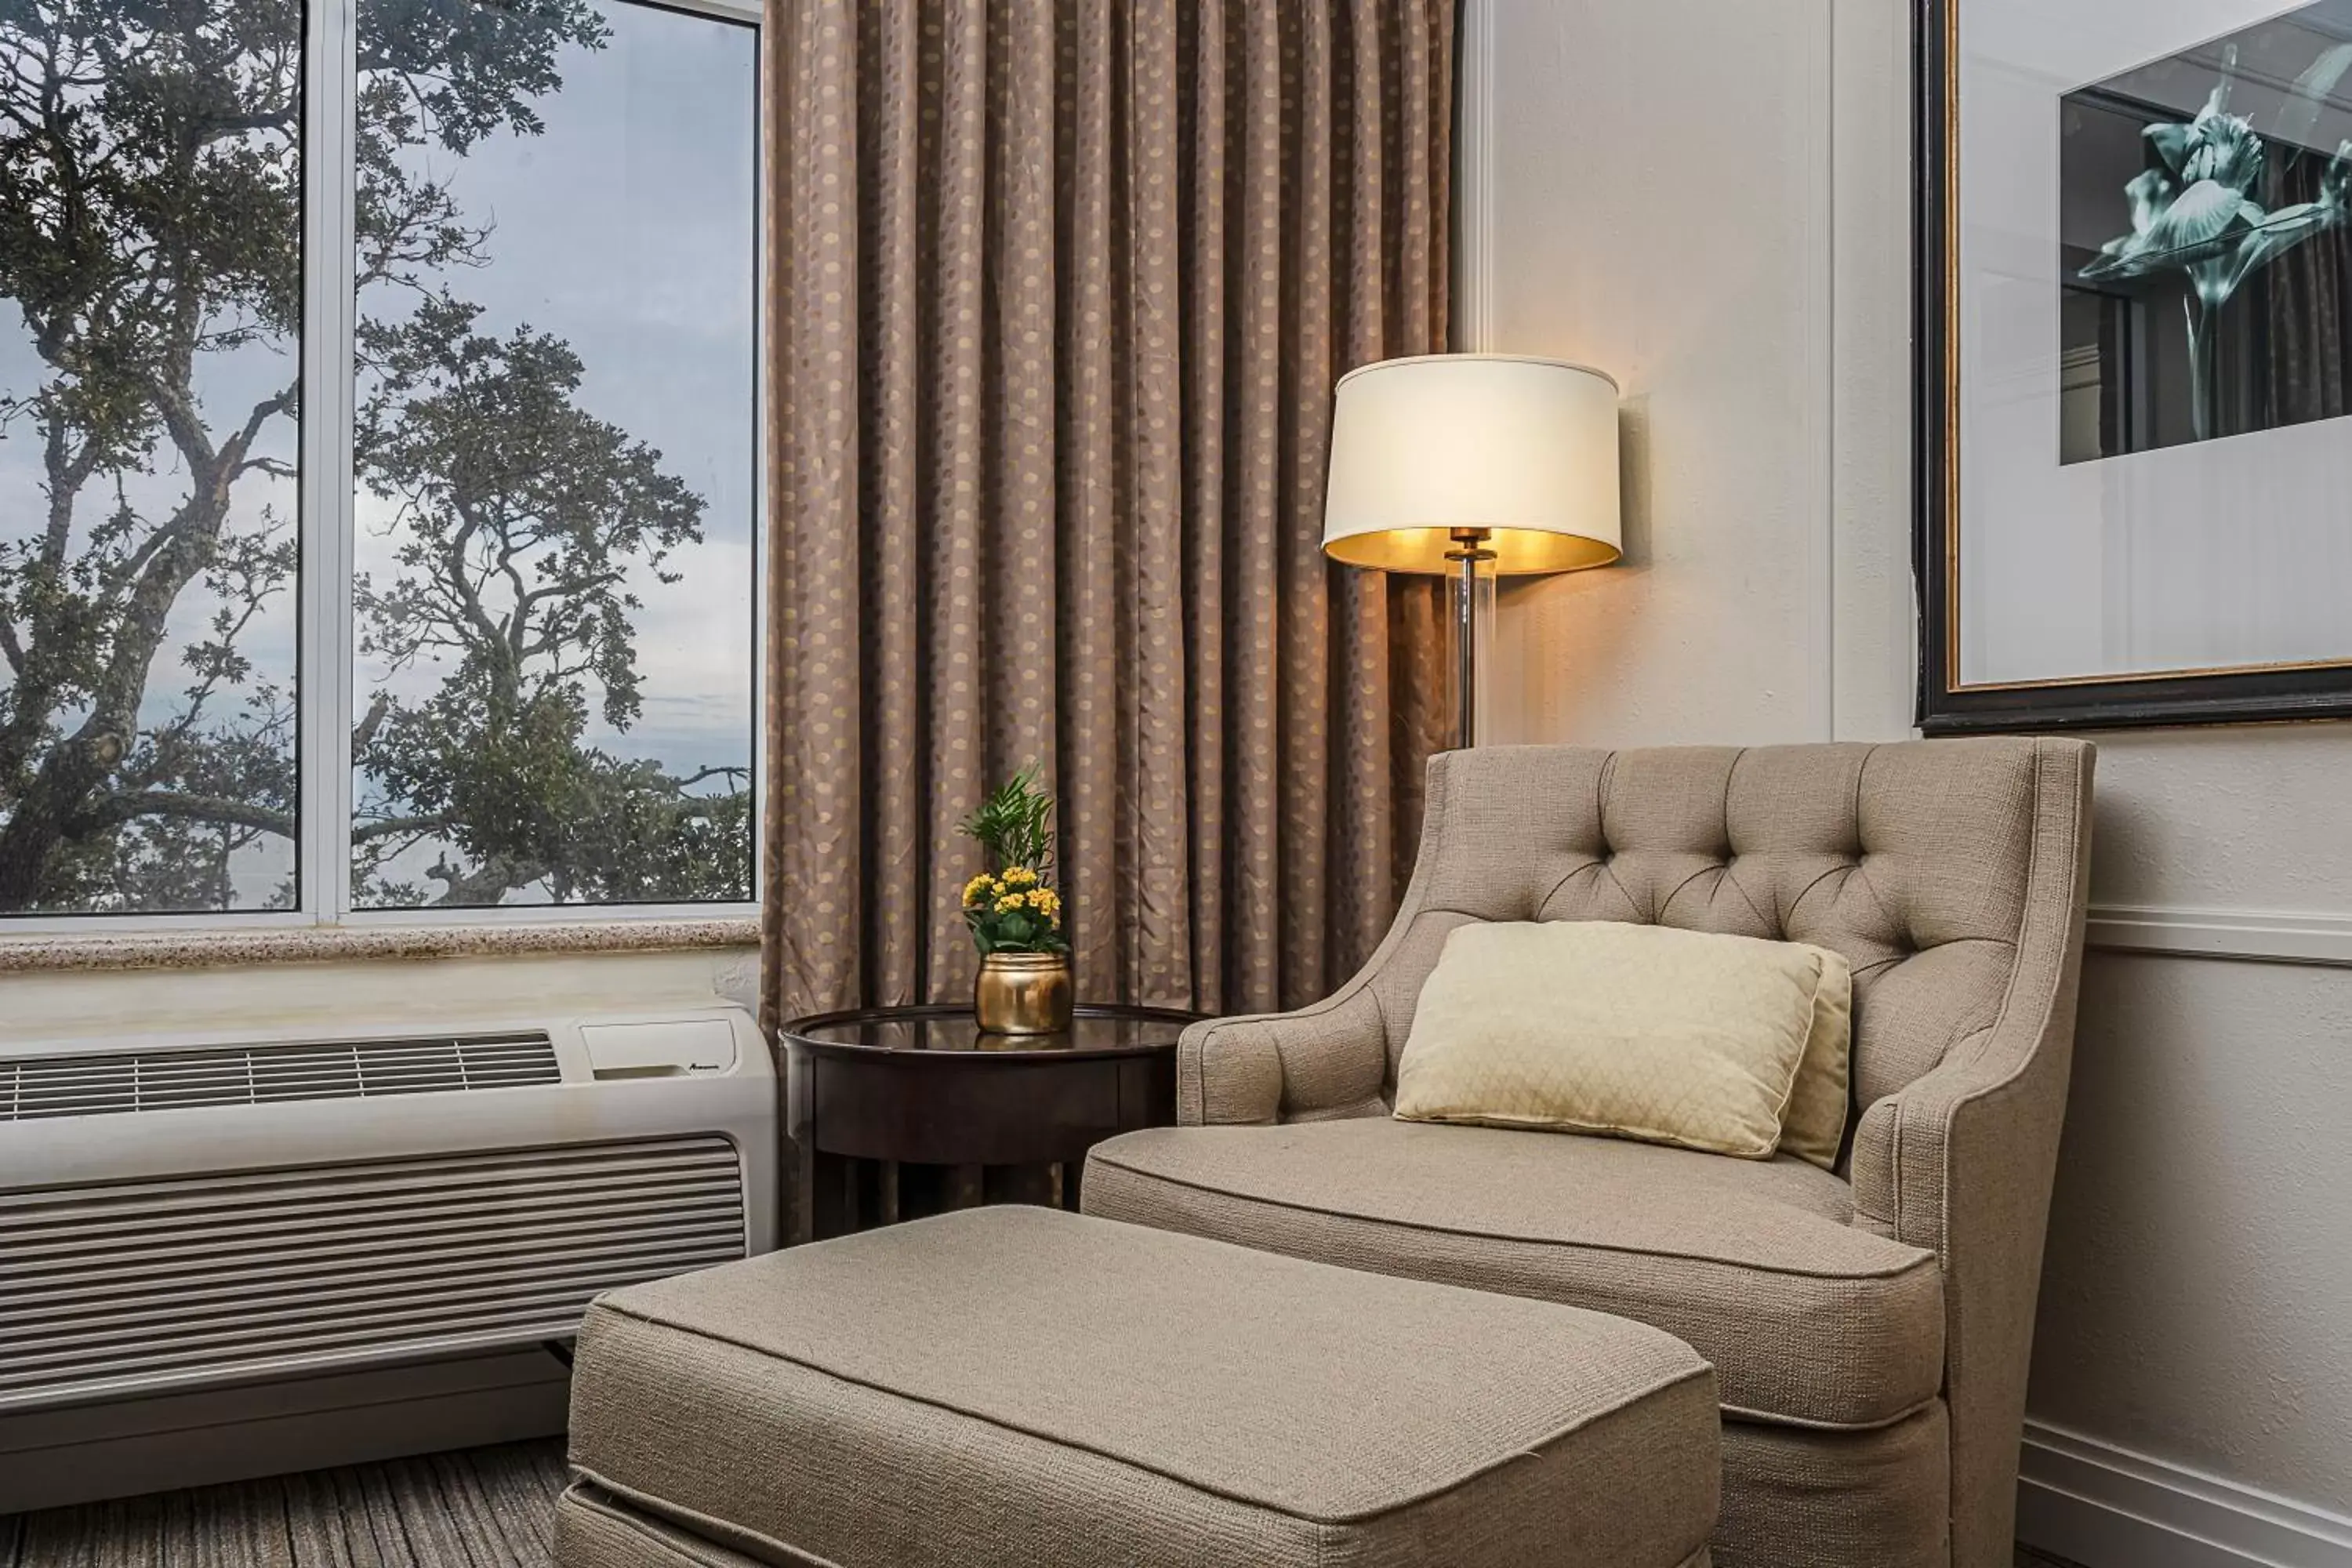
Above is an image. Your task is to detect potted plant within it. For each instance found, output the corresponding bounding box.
[958,765,1073,1034]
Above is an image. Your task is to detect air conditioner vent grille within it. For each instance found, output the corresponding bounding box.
[0,1136,746,1411]
[0,1033,561,1121]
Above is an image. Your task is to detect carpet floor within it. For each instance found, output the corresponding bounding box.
[0,1439,2085,1566]
[0,1441,569,1568]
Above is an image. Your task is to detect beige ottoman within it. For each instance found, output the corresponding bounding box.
[557,1207,1719,1568]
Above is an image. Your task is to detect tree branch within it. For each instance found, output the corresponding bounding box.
[354,814,450,843]
[427,851,538,906]
[673,765,750,792]
[93,791,294,840]
[231,383,299,461]
[93,794,432,847]
[351,692,391,759]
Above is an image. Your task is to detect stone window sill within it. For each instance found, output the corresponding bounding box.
[0,917,760,975]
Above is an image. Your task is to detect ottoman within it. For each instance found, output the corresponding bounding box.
[557,1207,1720,1568]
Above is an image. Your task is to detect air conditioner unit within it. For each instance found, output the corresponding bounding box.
[0,1006,775,1414]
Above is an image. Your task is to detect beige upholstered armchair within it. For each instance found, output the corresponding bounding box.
[1084,740,2095,1568]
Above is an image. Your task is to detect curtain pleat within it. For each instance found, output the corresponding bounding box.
[1127,0,1189,1009]
[918,0,993,1004]
[1177,0,1230,1012]
[857,0,923,1000]
[2263,233,2349,430]
[763,0,1456,1030]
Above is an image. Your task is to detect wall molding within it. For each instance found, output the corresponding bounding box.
[2086,904,2352,968]
[2019,1421,2352,1568]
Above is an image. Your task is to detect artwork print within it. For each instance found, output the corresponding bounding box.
[1918,0,2352,732]
[2061,3,2352,463]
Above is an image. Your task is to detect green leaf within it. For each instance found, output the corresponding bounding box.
[956,764,1057,874]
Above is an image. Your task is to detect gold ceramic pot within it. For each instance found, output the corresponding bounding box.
[974,950,1074,1035]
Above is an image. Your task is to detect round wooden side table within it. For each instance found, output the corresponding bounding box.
[779,1003,1195,1244]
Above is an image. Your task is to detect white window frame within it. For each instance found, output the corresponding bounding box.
[2,0,765,936]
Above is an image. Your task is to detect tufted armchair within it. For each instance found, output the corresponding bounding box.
[1083,740,2095,1568]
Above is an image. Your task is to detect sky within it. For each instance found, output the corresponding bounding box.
[354,0,760,783]
[0,0,759,911]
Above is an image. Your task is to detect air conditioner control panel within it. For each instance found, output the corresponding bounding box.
[580,1017,739,1079]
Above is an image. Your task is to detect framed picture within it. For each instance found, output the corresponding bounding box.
[1918,0,2352,732]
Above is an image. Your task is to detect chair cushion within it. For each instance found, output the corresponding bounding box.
[1084,1120,1944,1429]
[568,1206,1722,1568]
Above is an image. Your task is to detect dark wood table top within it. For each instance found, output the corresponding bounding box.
[779,1003,1197,1064]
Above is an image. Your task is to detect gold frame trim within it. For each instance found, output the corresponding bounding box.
[1935,0,2352,696]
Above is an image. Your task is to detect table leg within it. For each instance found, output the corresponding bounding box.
[804,1149,855,1242]
[847,1156,887,1232]
[985,1164,1055,1207]
[785,1043,816,1246]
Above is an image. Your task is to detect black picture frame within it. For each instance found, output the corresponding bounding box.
[1912,0,2352,735]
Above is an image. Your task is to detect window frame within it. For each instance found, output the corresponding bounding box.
[1,0,767,935]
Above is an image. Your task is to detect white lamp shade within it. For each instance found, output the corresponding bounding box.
[1322,354,1622,576]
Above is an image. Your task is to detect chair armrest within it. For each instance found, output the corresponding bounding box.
[1848,738,2093,1256]
[1847,1014,2072,1255]
[1844,735,2092,1568]
[1176,746,1472,1127]
[1845,986,2078,1563]
[1177,987,1391,1126]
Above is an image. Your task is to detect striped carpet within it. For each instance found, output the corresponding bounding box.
[0,1437,2085,1566]
[0,1441,568,1568]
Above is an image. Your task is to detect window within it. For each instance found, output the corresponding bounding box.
[0,0,759,922]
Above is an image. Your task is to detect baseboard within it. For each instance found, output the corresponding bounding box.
[0,1348,571,1515]
[2018,1421,2352,1568]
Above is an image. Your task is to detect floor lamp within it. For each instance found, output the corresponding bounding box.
[1322,355,1624,750]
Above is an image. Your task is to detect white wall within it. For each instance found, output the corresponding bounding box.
[1469,1,2352,1561]
[1475,0,1835,747]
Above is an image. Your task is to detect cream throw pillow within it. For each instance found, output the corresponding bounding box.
[1393,921,1852,1164]
[1776,947,1853,1170]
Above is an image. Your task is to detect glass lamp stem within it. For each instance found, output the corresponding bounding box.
[1447,528,1497,750]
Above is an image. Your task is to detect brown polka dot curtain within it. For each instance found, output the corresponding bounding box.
[763,0,1457,1028]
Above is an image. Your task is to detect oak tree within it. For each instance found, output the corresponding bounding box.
[0,0,748,912]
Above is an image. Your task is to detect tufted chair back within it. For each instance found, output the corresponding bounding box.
[1354,739,2090,1158]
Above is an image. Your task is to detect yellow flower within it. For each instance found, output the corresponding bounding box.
[994,895,1025,913]
[962,873,996,908]
[1002,866,1038,887]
